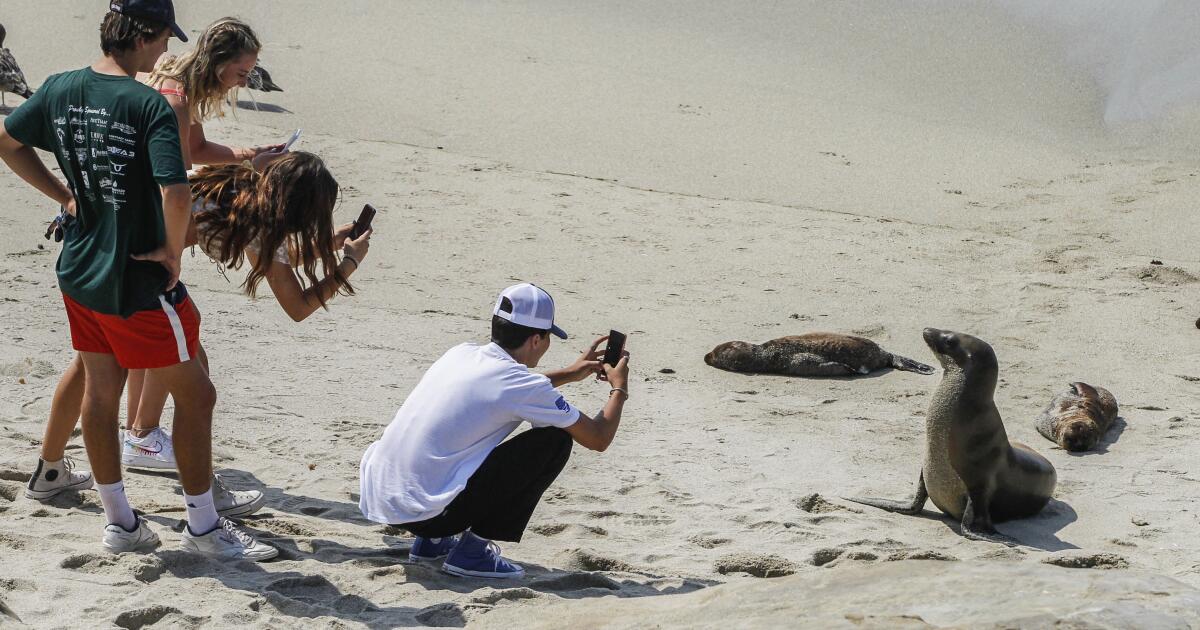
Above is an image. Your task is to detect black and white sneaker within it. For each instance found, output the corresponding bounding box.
[25,456,94,500]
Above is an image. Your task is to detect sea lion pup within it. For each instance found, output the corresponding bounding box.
[1036,382,1118,452]
[847,329,1057,544]
[704,333,935,376]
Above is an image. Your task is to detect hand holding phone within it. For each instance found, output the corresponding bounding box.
[283,128,302,152]
[603,330,627,367]
[348,204,377,240]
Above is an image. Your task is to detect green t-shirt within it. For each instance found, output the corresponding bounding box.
[3,67,187,317]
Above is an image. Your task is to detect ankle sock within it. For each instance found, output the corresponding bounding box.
[184,489,219,535]
[96,481,137,531]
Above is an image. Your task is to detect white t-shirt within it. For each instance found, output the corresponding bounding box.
[192,199,291,265]
[358,342,581,524]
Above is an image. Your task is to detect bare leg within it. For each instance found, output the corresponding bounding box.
[129,343,207,436]
[148,357,216,495]
[128,369,167,436]
[78,352,128,485]
[40,354,85,462]
[125,369,144,432]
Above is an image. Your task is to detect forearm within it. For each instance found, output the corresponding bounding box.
[191,140,250,165]
[290,259,357,322]
[545,369,575,388]
[590,391,627,451]
[0,145,73,206]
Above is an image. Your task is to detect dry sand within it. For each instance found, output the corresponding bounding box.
[2,1,1199,627]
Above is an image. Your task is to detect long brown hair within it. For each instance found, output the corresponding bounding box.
[191,152,350,307]
[150,17,261,121]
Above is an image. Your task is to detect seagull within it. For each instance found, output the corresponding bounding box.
[0,23,35,108]
[244,63,282,112]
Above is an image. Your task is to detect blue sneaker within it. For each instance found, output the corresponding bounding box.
[442,532,525,579]
[409,535,459,561]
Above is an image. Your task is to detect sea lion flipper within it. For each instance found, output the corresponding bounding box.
[845,472,928,515]
[890,354,936,375]
[959,493,1019,547]
[0,599,20,623]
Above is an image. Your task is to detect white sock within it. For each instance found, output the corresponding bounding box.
[184,489,219,535]
[96,481,137,531]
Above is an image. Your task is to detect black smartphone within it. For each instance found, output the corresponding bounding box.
[348,204,377,240]
[603,330,627,366]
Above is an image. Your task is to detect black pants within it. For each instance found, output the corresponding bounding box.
[400,427,572,543]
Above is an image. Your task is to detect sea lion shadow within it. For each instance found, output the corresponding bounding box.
[737,368,896,381]
[1070,416,1128,456]
[993,498,1079,551]
[898,500,1079,552]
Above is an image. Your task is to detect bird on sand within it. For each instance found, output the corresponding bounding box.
[244,63,282,111]
[0,22,35,108]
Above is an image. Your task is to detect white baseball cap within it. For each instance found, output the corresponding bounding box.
[493,283,567,339]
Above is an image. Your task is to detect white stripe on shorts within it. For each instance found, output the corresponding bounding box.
[158,295,191,363]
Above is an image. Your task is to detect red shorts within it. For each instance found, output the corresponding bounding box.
[63,293,201,369]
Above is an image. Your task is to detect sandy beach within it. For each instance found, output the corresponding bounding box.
[2,1,1199,627]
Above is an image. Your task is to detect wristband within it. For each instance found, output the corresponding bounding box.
[343,254,359,270]
[609,387,628,398]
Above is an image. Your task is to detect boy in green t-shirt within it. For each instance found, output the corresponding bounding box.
[0,0,274,561]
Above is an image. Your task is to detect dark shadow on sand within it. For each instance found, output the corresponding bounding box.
[128,467,373,528]
[235,100,292,114]
[135,517,713,628]
[848,499,1079,553]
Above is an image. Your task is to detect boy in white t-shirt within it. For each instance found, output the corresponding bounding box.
[359,283,631,579]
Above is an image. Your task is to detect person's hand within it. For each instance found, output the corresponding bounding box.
[63,198,77,217]
[602,351,630,393]
[249,144,287,171]
[342,226,372,267]
[562,335,606,384]
[333,222,356,249]
[130,247,182,291]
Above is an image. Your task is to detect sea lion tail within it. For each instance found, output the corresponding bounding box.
[891,354,936,375]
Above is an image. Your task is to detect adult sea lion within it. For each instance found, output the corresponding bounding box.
[1035,382,1118,452]
[704,333,935,376]
[847,329,1057,544]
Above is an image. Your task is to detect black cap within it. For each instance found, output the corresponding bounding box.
[109,0,188,42]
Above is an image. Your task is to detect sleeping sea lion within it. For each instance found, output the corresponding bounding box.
[847,328,1057,544]
[1035,382,1118,452]
[704,333,935,376]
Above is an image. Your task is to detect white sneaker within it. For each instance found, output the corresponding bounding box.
[180,517,278,562]
[25,456,94,500]
[122,428,177,470]
[213,473,265,518]
[101,514,161,553]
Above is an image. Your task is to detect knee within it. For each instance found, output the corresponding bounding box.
[195,381,217,413]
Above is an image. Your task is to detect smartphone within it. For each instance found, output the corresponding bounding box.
[283,128,302,151]
[603,330,627,367]
[348,204,377,240]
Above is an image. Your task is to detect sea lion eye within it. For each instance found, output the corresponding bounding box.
[944,336,958,348]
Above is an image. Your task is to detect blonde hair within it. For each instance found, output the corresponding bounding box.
[150,17,261,122]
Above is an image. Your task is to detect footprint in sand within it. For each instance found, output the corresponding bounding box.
[1042,553,1129,569]
[810,539,957,567]
[714,553,799,578]
[559,548,642,574]
[60,552,165,583]
[113,605,183,630]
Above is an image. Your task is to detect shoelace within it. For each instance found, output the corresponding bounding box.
[220,518,257,548]
[483,540,505,570]
[63,456,77,473]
